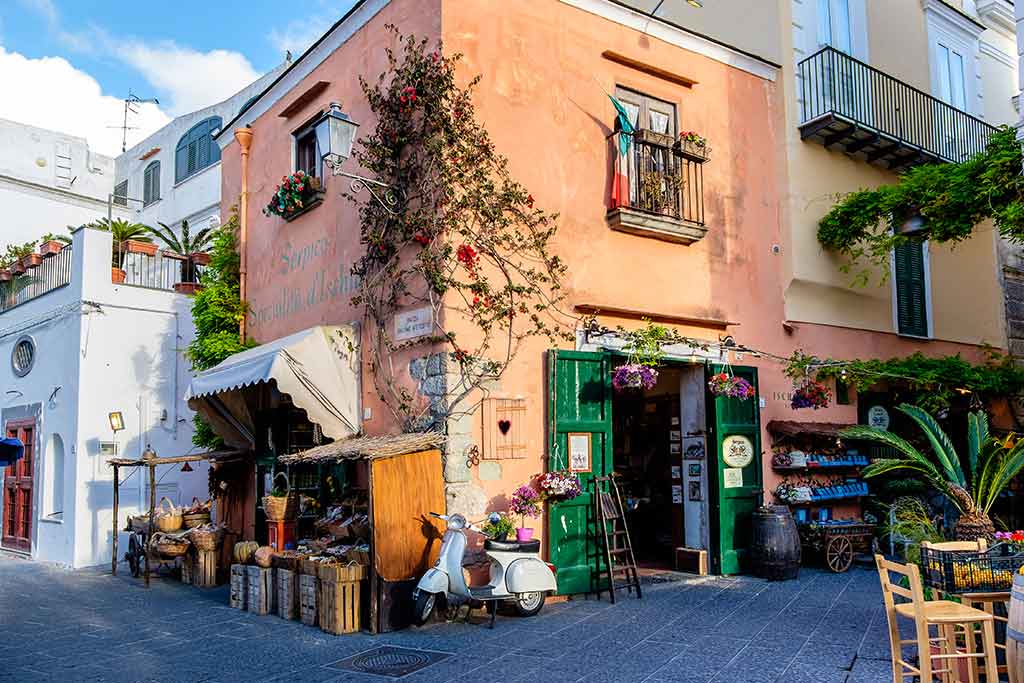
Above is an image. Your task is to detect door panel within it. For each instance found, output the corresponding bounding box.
[3,422,34,552]
[547,350,612,595]
[707,366,761,575]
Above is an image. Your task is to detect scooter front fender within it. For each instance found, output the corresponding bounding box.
[416,567,449,595]
[505,557,557,594]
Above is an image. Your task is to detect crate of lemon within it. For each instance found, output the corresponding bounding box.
[921,543,1024,593]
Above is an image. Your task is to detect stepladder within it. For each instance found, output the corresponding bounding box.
[593,475,641,603]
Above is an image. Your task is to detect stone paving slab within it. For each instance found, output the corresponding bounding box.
[0,554,894,682]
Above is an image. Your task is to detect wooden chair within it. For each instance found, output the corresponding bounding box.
[876,554,999,682]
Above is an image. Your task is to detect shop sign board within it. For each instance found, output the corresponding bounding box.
[394,306,434,342]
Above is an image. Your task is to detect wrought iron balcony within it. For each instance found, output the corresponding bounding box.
[798,46,996,168]
[606,129,707,244]
[0,246,73,313]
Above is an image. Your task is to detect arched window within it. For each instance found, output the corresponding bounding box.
[44,433,64,519]
[175,116,222,183]
[143,160,160,206]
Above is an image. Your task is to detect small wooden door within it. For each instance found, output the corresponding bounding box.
[547,350,613,595]
[3,421,34,552]
[707,366,761,575]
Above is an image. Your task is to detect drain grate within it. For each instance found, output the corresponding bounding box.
[327,646,452,678]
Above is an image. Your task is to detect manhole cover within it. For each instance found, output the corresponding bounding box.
[327,646,451,678]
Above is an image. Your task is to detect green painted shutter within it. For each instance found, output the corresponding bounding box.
[547,350,613,595]
[707,365,762,575]
[895,240,928,336]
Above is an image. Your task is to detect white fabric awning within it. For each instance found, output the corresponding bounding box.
[186,325,360,449]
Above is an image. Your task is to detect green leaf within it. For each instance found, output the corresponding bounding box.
[895,404,965,487]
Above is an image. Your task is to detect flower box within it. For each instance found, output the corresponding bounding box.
[0,270,11,282]
[19,253,42,270]
[189,252,211,266]
[111,267,126,284]
[634,128,675,149]
[124,239,158,257]
[10,261,26,275]
[39,240,64,257]
[264,172,324,221]
[173,282,204,295]
[676,134,710,163]
[162,251,187,262]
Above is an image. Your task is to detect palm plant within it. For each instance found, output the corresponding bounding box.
[146,220,217,283]
[0,274,35,310]
[83,218,153,268]
[843,404,1024,540]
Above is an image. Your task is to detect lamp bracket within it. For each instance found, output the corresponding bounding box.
[324,155,402,216]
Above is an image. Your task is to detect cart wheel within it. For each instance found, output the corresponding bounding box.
[127,535,141,577]
[826,536,853,573]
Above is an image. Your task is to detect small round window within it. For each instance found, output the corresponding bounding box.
[11,336,35,377]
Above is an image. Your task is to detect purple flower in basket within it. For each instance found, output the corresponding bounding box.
[510,484,542,520]
[612,363,658,391]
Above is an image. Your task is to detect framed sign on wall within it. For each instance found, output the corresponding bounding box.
[568,432,592,473]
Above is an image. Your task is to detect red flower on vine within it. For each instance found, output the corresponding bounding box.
[413,233,429,245]
[526,194,534,208]
[456,243,478,267]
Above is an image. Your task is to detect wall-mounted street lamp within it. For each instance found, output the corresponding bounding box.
[109,411,125,432]
[314,102,402,215]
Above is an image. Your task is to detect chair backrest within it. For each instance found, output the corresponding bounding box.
[921,539,987,552]
[875,553,927,621]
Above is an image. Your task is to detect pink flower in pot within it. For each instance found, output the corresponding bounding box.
[510,484,543,542]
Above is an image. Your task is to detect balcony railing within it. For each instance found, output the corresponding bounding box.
[798,46,996,168]
[607,130,706,243]
[122,251,205,291]
[0,246,73,312]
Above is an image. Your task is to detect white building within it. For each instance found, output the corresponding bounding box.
[0,118,129,247]
[114,62,288,234]
[0,227,206,568]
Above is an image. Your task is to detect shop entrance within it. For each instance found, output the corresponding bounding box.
[2,420,34,553]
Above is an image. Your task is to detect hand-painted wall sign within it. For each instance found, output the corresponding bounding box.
[721,435,754,468]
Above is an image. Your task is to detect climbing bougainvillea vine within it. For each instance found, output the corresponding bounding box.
[347,28,570,427]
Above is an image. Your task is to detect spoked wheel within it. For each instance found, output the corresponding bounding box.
[513,591,546,617]
[127,534,142,577]
[413,591,438,626]
[826,536,853,573]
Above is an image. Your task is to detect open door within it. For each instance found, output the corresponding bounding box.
[547,350,613,595]
[707,366,762,575]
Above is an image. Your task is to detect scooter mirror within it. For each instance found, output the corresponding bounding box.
[488,512,501,524]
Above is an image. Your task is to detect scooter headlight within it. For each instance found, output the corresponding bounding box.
[448,513,467,530]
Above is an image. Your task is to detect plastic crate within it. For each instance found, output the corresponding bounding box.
[920,542,1024,593]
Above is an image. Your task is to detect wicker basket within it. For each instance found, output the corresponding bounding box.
[182,497,212,528]
[150,532,189,558]
[190,526,223,552]
[153,496,183,533]
[262,472,298,522]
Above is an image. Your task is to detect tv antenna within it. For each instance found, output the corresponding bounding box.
[109,91,160,153]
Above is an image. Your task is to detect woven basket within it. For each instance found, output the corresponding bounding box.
[182,497,212,528]
[262,472,298,522]
[151,532,189,558]
[153,497,183,533]
[190,526,223,552]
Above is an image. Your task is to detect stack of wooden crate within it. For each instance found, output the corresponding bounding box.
[318,563,366,635]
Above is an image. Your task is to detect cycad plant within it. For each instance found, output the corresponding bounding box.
[146,220,217,283]
[843,404,1024,540]
[83,218,153,268]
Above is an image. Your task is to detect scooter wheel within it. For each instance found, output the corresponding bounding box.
[513,591,546,617]
[413,590,438,626]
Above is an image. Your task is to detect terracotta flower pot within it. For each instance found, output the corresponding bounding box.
[111,267,126,284]
[11,261,25,275]
[20,253,42,270]
[162,251,187,262]
[173,282,203,295]
[189,252,211,266]
[125,239,158,256]
[39,240,64,257]
[0,270,11,282]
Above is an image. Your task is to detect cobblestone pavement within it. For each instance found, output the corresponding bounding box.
[0,554,894,682]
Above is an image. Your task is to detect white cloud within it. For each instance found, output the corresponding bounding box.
[269,1,357,56]
[0,46,171,156]
[116,41,260,115]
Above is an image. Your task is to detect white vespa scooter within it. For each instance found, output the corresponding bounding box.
[413,512,557,626]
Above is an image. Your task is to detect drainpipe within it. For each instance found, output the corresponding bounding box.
[234,127,253,342]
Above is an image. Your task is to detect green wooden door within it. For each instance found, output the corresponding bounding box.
[547,350,613,595]
[707,365,762,575]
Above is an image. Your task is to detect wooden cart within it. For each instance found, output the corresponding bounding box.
[799,521,875,572]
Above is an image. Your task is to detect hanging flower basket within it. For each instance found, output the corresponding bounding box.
[708,372,756,400]
[264,172,323,220]
[537,470,583,503]
[791,379,831,410]
[612,363,658,392]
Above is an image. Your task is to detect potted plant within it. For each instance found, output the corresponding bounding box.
[676,131,711,162]
[611,320,673,392]
[145,219,217,293]
[82,218,153,284]
[536,470,583,503]
[510,484,543,542]
[124,239,158,257]
[791,379,831,410]
[480,512,516,542]
[0,270,10,283]
[38,233,69,257]
[708,371,756,401]
[264,171,324,220]
[18,252,42,270]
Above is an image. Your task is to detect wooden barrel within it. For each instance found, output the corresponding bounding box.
[749,505,801,581]
[1008,573,1024,682]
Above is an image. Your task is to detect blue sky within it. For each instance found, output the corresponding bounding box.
[0,0,357,155]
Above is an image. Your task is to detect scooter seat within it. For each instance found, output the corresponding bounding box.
[484,538,541,553]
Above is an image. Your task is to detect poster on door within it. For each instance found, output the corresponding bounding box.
[723,467,743,489]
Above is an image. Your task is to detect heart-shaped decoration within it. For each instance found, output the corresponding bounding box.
[498,419,511,435]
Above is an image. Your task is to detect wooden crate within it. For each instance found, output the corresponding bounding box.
[229,564,247,610]
[182,554,193,585]
[300,574,319,626]
[276,568,299,620]
[319,579,361,635]
[246,566,275,616]
[317,563,368,582]
[675,547,709,576]
[194,549,218,588]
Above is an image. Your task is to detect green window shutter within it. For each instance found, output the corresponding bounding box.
[143,161,160,205]
[895,240,928,336]
[113,180,128,207]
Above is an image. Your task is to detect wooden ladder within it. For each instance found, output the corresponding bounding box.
[594,475,641,603]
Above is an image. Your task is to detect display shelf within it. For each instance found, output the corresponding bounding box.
[772,464,864,471]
